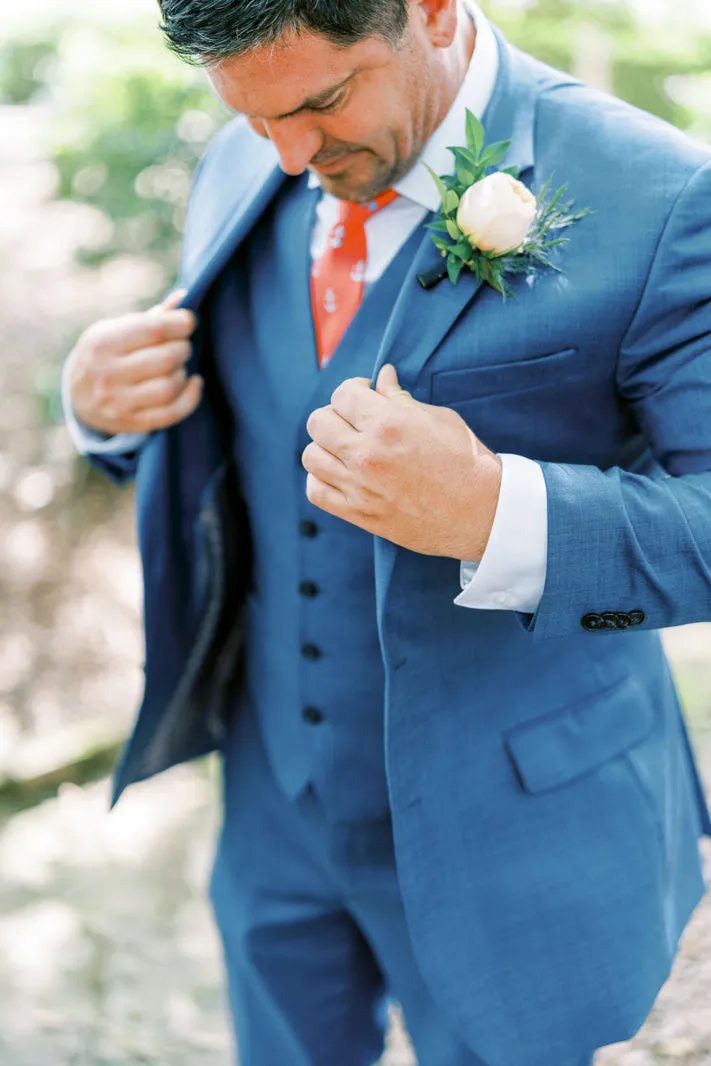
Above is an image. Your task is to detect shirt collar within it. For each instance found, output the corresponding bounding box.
[307,1,499,212]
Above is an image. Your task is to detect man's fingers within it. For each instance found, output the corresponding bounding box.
[375,363,413,401]
[302,441,348,486]
[147,288,188,315]
[160,288,188,312]
[305,472,347,517]
[305,405,357,457]
[330,376,386,429]
[125,368,189,412]
[129,375,204,432]
[112,340,192,385]
[85,308,197,358]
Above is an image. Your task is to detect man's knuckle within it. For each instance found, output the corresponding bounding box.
[155,378,179,405]
[305,475,321,504]
[374,417,398,443]
[142,319,166,346]
[353,448,376,473]
[171,339,191,363]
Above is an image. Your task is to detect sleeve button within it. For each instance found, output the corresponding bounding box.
[581,613,603,631]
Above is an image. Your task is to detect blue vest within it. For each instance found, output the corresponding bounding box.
[211,176,424,820]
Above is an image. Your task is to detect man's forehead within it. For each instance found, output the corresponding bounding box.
[208,31,389,118]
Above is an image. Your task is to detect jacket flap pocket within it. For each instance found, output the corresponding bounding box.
[430,348,579,404]
[504,676,654,795]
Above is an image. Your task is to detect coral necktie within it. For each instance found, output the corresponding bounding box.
[311,189,398,369]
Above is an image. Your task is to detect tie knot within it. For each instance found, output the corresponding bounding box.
[338,188,398,225]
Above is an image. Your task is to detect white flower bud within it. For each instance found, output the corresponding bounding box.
[456,171,537,256]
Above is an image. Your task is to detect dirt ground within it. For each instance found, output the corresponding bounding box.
[2,98,711,1066]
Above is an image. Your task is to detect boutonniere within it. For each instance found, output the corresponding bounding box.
[417,109,591,292]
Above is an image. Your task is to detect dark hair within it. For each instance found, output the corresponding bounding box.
[158,0,410,64]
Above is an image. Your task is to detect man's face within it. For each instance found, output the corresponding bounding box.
[205,3,456,202]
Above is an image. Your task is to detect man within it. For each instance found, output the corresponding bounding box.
[63,1,711,1064]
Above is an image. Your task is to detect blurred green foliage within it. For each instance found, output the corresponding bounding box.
[0,34,57,104]
[48,26,227,281]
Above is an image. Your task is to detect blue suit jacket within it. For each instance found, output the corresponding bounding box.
[97,30,711,1066]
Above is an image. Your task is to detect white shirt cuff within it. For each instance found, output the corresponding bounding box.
[61,354,148,457]
[455,453,547,613]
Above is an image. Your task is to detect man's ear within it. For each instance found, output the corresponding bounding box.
[411,0,460,49]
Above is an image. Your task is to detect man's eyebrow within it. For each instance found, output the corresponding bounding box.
[268,73,357,120]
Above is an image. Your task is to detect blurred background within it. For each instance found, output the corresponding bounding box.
[0,0,710,1062]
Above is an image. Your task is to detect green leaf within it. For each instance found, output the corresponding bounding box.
[445,219,461,240]
[441,174,460,191]
[425,219,451,233]
[444,189,459,214]
[431,236,450,251]
[502,165,521,179]
[480,139,511,170]
[423,162,448,209]
[448,145,479,169]
[465,109,485,159]
[455,160,475,186]
[451,238,474,259]
[447,256,465,285]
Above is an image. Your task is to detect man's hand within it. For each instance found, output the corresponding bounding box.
[303,365,502,560]
[67,290,203,436]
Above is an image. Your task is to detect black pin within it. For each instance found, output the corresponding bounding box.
[416,262,449,290]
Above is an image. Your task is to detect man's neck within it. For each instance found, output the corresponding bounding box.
[427,4,477,144]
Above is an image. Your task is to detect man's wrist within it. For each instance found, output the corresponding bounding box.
[458,450,503,562]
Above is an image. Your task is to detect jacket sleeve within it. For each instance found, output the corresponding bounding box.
[522,160,711,640]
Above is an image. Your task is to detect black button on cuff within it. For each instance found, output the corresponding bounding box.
[299,581,319,598]
[582,609,646,631]
[299,520,319,538]
[301,643,322,661]
[302,706,324,724]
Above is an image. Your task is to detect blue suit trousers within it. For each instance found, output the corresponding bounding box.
[210,706,596,1066]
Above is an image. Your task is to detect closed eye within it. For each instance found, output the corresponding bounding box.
[312,91,347,114]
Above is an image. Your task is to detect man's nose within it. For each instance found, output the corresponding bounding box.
[254,118,323,176]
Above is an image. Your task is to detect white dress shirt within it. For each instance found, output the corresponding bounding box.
[62,1,548,615]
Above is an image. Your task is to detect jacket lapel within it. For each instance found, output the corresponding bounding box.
[373,32,542,610]
[180,134,287,311]
[370,31,539,391]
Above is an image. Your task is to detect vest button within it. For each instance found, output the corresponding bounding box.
[299,581,319,598]
[301,643,322,661]
[299,520,319,538]
[302,706,324,725]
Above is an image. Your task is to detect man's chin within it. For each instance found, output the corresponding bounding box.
[309,160,393,203]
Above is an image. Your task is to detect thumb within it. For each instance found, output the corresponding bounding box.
[148,288,188,315]
[375,364,414,401]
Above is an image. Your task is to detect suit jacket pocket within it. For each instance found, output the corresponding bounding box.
[504,675,654,795]
[430,347,580,405]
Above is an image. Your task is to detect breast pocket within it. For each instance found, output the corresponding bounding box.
[428,347,598,461]
[430,347,581,407]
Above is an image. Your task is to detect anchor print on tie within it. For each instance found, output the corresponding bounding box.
[310,189,398,369]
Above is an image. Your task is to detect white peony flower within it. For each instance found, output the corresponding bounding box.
[457,171,537,256]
